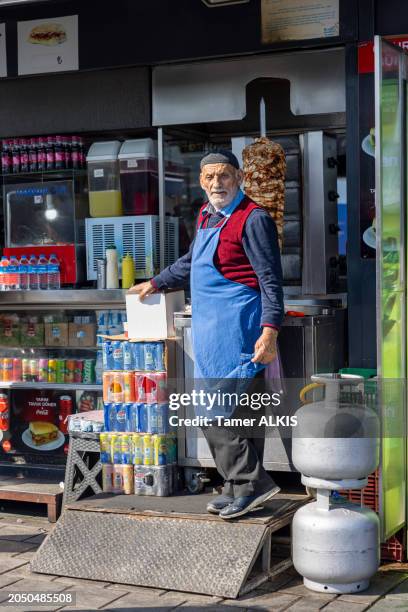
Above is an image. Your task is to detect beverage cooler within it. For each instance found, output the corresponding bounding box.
[0,290,126,475]
[3,176,88,284]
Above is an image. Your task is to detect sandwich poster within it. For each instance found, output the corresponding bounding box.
[17,14,78,76]
[9,389,75,455]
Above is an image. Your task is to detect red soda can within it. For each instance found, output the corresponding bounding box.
[59,395,73,434]
[74,360,83,384]
[0,393,9,431]
[145,372,168,403]
[134,373,146,402]
[12,358,22,382]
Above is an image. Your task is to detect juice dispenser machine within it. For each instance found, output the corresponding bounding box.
[119,138,159,215]
[87,141,123,218]
[3,177,88,284]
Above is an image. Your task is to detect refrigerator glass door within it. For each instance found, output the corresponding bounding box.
[375,36,407,540]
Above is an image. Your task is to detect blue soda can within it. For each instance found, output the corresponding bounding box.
[148,403,169,434]
[104,402,115,432]
[123,341,134,371]
[103,341,114,370]
[112,340,124,370]
[144,343,155,371]
[155,342,165,371]
[114,403,127,432]
[125,402,139,432]
[138,403,148,433]
[132,342,145,370]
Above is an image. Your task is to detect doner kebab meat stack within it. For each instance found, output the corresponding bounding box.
[242,137,286,249]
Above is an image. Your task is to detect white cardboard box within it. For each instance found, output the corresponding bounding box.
[125,291,185,339]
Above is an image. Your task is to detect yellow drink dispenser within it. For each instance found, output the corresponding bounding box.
[87,141,123,217]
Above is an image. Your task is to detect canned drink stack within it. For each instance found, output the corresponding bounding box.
[82,359,95,384]
[132,342,145,371]
[112,340,124,370]
[65,359,75,383]
[12,358,22,382]
[155,342,165,371]
[123,371,136,402]
[103,340,114,370]
[22,358,31,382]
[123,341,134,370]
[121,434,133,465]
[38,358,48,383]
[102,464,113,492]
[144,343,155,371]
[132,433,144,465]
[143,434,154,465]
[99,432,111,463]
[56,359,65,384]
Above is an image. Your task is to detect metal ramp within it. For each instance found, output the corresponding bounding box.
[30,492,308,599]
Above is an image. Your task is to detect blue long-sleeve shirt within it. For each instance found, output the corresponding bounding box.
[153,194,284,329]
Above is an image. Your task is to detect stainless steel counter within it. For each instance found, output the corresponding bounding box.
[0,289,127,309]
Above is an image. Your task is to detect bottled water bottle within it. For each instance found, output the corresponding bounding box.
[0,256,10,291]
[95,350,103,385]
[37,254,49,290]
[28,255,39,290]
[47,254,61,290]
[19,255,29,291]
[8,256,20,290]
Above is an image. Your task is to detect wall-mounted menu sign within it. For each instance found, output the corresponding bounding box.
[261,0,339,44]
[17,14,78,76]
[0,24,6,77]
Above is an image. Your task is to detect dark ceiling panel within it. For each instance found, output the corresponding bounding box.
[0,66,150,136]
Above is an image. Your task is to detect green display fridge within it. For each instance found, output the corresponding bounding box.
[375,36,407,542]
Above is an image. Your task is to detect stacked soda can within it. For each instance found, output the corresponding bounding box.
[102,339,170,435]
[101,338,176,496]
[0,356,96,384]
[99,432,176,495]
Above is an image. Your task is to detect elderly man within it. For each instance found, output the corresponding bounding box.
[129,149,284,519]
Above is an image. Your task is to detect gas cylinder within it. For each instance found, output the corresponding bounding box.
[292,374,379,483]
[292,494,380,594]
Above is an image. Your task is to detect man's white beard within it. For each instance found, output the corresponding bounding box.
[208,188,238,211]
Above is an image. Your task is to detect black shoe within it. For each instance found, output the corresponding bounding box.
[219,486,281,520]
[206,494,234,514]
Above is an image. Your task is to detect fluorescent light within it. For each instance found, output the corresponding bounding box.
[0,0,51,5]
[201,0,250,6]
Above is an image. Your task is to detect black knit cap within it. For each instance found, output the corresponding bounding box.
[200,149,240,170]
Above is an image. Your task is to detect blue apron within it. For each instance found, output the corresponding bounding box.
[191,209,265,417]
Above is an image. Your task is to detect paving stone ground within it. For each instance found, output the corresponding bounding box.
[0,515,406,612]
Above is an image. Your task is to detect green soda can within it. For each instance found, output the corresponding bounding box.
[56,359,66,384]
[82,359,95,384]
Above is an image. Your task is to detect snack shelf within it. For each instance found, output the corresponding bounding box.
[0,346,98,351]
[2,169,87,181]
[0,382,102,391]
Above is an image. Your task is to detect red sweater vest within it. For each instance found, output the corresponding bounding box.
[197,197,261,290]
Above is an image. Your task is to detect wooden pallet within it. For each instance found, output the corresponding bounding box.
[0,476,63,522]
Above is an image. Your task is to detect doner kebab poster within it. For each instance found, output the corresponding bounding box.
[261,0,339,44]
[17,14,78,76]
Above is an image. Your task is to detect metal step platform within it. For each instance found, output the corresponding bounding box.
[30,491,308,598]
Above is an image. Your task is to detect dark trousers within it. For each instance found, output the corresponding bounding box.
[200,373,277,498]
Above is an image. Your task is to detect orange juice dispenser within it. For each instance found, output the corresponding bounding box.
[87,141,123,217]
